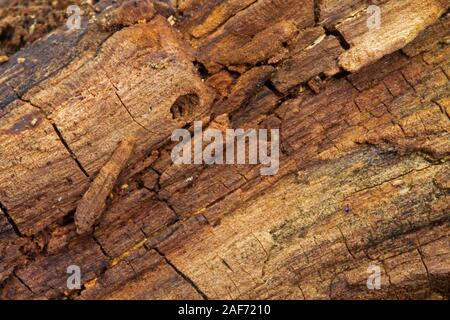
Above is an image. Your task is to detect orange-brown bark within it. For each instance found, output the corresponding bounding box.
[0,0,449,300]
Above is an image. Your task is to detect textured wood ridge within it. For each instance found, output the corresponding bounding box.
[0,0,449,300]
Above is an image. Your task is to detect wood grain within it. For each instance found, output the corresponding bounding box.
[0,0,448,300]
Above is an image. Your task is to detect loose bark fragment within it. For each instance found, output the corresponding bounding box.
[75,137,137,235]
[96,0,156,30]
[271,36,343,92]
[194,0,315,72]
[338,0,446,72]
[190,0,258,38]
[211,20,298,67]
[212,66,275,116]
[318,0,367,27]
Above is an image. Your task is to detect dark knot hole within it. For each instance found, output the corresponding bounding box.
[170,93,200,119]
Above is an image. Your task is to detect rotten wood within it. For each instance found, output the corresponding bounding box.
[75,137,137,235]
[0,0,449,300]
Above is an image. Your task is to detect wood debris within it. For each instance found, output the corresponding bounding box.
[0,0,449,300]
[74,137,137,235]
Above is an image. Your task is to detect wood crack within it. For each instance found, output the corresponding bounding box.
[154,247,209,300]
[0,201,22,237]
[51,123,90,178]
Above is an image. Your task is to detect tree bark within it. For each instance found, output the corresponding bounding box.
[0,0,449,299]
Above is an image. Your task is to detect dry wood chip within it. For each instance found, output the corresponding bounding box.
[75,137,137,234]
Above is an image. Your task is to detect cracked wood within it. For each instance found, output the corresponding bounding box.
[0,0,449,300]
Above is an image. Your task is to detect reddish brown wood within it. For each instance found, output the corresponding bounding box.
[0,0,449,300]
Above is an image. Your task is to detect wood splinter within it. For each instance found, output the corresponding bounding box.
[75,137,137,235]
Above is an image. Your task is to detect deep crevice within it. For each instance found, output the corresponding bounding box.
[51,123,90,178]
[194,61,209,80]
[92,234,111,259]
[57,210,75,227]
[264,79,284,98]
[13,273,36,295]
[325,26,351,50]
[330,69,351,80]
[154,247,209,300]
[152,172,182,221]
[314,0,322,25]
[14,93,90,179]
[0,201,23,237]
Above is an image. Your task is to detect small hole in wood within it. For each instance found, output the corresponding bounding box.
[170,93,200,119]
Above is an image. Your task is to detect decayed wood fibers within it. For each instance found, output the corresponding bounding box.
[0,12,214,236]
[338,0,446,72]
[75,137,137,235]
[0,0,449,299]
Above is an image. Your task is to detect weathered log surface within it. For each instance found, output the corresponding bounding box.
[0,0,449,299]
